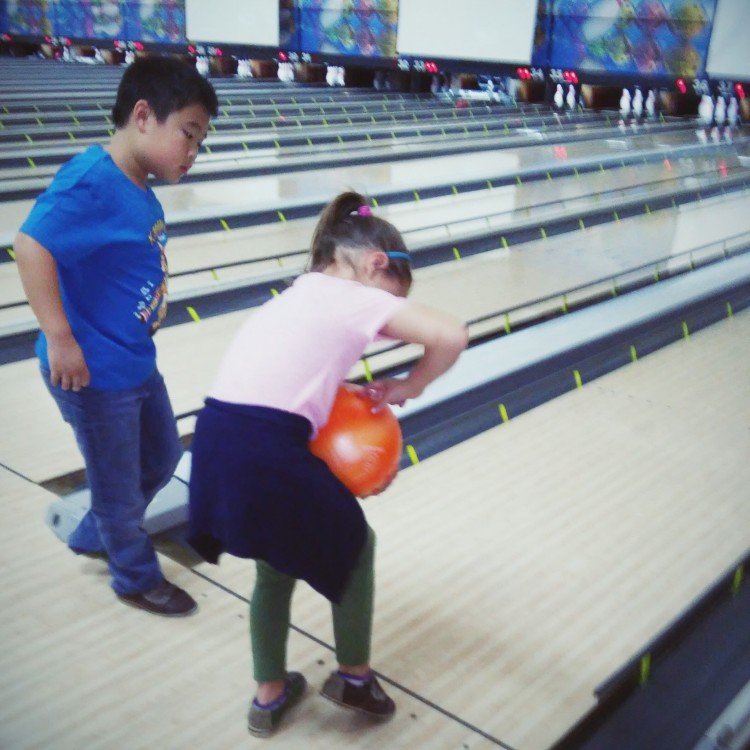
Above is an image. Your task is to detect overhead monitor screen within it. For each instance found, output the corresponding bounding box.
[397,0,538,64]
[186,0,278,46]
[706,0,750,80]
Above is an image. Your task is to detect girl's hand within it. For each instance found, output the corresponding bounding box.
[364,378,416,410]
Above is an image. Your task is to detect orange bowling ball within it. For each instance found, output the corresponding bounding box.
[310,384,402,498]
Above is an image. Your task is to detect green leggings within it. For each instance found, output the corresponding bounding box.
[250,526,376,682]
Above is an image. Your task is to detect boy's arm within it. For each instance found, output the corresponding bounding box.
[375,301,468,405]
[14,232,90,391]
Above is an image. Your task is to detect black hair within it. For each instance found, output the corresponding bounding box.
[309,191,412,291]
[111,56,219,128]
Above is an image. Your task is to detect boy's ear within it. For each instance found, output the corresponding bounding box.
[132,99,153,131]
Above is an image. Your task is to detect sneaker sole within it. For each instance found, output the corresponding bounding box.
[248,676,307,736]
[319,688,395,720]
[117,596,198,618]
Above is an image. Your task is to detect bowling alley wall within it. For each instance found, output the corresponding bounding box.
[1,1,749,86]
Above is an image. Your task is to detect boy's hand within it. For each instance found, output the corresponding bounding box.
[47,334,90,391]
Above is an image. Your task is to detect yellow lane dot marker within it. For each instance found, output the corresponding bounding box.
[186,306,200,322]
[639,653,651,685]
[731,565,744,596]
[406,444,419,465]
[498,404,509,423]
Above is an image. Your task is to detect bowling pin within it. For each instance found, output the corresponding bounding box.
[619,88,631,120]
[727,97,739,129]
[707,96,716,125]
[566,84,577,110]
[554,83,564,109]
[645,89,656,120]
[697,94,713,127]
[714,96,726,127]
[632,88,643,121]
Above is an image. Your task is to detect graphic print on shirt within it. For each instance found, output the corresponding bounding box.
[134,219,169,335]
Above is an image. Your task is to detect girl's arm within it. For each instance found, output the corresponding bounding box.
[14,232,90,391]
[374,301,468,406]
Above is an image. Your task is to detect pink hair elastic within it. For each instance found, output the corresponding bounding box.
[356,205,372,217]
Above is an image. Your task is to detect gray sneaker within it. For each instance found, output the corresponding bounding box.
[248,672,307,737]
[320,671,395,718]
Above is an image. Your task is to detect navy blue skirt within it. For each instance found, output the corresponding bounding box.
[188,398,368,603]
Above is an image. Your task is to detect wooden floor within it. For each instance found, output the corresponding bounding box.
[1,309,748,750]
[2,66,749,747]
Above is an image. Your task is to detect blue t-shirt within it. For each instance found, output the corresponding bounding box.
[21,145,169,390]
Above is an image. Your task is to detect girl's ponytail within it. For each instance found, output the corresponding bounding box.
[309,192,367,271]
[308,191,412,289]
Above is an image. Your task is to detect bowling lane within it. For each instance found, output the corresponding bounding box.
[0,122,736,248]
[4,189,749,483]
[155,126,721,221]
[1,149,744,327]
[0,109,614,200]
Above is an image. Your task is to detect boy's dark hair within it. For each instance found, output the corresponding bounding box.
[112,56,219,128]
[309,191,412,290]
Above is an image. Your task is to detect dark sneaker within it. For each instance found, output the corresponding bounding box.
[248,672,307,737]
[320,671,395,718]
[117,580,197,617]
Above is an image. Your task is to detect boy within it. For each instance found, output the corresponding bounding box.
[14,56,218,617]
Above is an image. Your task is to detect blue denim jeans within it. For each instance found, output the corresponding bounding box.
[42,367,182,595]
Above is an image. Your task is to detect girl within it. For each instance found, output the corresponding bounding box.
[188,191,467,736]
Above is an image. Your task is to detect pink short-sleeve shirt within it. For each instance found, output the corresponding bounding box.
[209,273,407,433]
